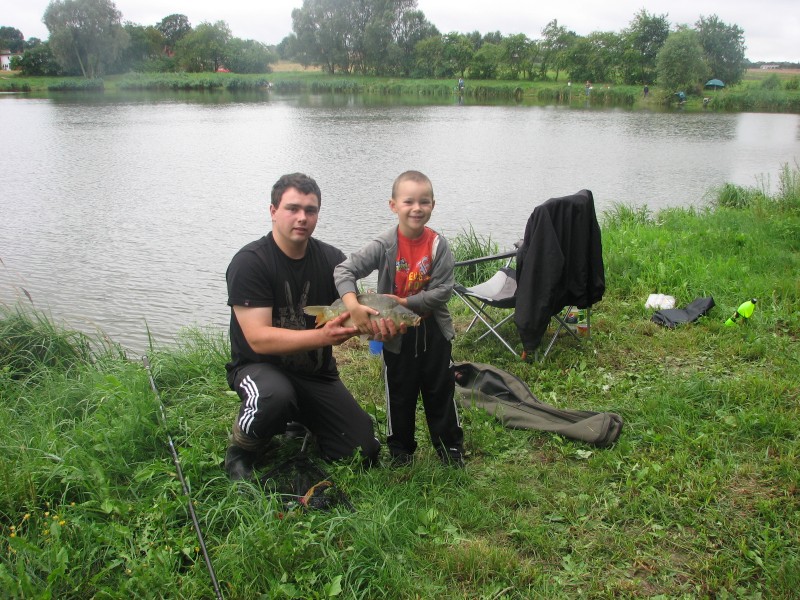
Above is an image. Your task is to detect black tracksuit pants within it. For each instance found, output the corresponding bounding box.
[382,319,463,458]
[230,361,380,464]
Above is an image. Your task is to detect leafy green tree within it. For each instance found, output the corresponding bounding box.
[501,34,532,80]
[469,42,502,79]
[442,32,473,78]
[225,38,276,73]
[539,19,575,81]
[393,9,437,76]
[290,0,351,73]
[279,33,309,67]
[43,0,129,78]
[0,26,25,53]
[360,9,394,74]
[12,42,62,75]
[695,14,746,86]
[117,23,165,72]
[482,31,504,46]
[174,21,231,72]
[357,2,429,75]
[464,30,482,50]
[414,35,444,77]
[289,0,431,75]
[565,31,622,84]
[157,14,191,53]
[620,9,669,84]
[656,28,710,94]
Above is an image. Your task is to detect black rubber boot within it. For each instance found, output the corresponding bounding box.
[224,444,257,481]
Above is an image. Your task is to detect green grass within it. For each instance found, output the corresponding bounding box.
[450,225,504,287]
[2,164,800,598]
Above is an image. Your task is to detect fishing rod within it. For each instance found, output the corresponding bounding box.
[142,356,224,600]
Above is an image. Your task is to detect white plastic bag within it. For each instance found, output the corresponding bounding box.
[645,293,676,310]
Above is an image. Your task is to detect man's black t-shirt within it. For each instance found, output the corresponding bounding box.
[225,233,346,382]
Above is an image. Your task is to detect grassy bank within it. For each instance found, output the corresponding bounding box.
[3,68,800,112]
[1,165,799,598]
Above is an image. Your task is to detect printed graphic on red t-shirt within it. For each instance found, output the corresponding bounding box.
[395,228,435,298]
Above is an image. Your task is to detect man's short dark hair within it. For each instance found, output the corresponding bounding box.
[271,173,322,208]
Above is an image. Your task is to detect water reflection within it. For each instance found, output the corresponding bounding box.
[1,93,798,352]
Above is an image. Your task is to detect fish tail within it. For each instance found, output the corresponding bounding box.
[303,306,329,328]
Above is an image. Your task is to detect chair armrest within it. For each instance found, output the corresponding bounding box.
[454,249,516,268]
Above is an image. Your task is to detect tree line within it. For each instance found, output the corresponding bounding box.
[283,1,750,93]
[3,1,277,78]
[2,0,754,94]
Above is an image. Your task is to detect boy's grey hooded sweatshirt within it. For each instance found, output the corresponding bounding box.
[334,226,455,354]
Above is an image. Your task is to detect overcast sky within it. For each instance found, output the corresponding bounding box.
[7,0,799,63]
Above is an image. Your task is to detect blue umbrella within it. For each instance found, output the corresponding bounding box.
[705,79,725,90]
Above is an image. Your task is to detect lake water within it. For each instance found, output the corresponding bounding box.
[1,91,799,352]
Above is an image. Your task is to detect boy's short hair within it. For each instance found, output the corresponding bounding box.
[271,173,322,208]
[392,170,434,200]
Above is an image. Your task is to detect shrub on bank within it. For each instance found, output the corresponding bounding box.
[47,78,104,92]
[3,70,799,113]
[711,88,800,113]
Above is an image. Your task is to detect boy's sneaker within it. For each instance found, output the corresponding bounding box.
[439,447,465,469]
[224,444,257,481]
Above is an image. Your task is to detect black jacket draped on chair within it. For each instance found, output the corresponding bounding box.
[514,190,605,352]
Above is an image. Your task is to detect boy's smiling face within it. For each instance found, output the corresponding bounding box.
[390,179,434,239]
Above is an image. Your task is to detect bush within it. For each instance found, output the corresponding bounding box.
[225,77,271,91]
[761,73,782,90]
[712,182,766,209]
[450,225,502,287]
[12,43,62,76]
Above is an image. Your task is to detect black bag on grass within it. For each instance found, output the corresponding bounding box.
[651,296,715,328]
[453,361,623,447]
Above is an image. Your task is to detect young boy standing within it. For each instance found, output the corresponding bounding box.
[334,171,464,466]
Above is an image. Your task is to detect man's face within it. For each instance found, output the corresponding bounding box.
[270,187,320,248]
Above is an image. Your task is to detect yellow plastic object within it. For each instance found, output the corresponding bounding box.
[724,298,757,326]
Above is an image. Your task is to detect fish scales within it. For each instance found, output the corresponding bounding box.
[304,294,421,328]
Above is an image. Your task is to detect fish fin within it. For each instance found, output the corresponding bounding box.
[303,306,329,328]
[358,334,369,341]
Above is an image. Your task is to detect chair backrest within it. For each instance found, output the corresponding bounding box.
[513,189,605,353]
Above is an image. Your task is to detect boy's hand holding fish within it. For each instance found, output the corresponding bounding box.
[342,292,378,335]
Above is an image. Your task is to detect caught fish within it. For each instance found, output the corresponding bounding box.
[304,294,421,328]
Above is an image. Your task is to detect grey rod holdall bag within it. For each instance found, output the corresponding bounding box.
[453,362,623,447]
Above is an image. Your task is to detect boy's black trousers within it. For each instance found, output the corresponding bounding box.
[382,319,463,457]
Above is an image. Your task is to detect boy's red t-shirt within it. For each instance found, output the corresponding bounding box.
[394,227,435,298]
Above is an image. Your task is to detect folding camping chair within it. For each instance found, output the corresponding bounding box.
[454,189,605,361]
[453,244,520,357]
[453,246,593,360]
